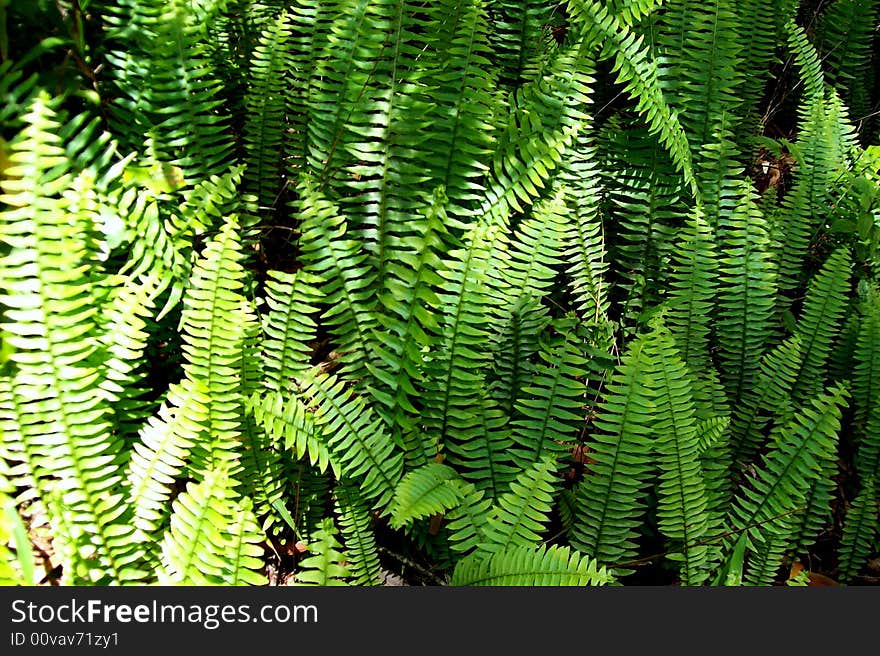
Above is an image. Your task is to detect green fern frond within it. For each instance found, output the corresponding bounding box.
[367,187,448,457]
[242,9,293,208]
[487,296,549,416]
[450,544,614,586]
[128,381,205,540]
[297,372,404,511]
[159,468,266,585]
[294,518,349,586]
[727,385,848,585]
[295,182,378,383]
[569,334,656,566]
[488,0,557,88]
[334,483,383,586]
[656,0,744,152]
[510,325,588,466]
[178,216,255,482]
[714,181,778,405]
[786,248,853,402]
[477,34,596,225]
[445,481,493,554]
[838,478,879,583]
[283,0,335,177]
[486,187,568,318]
[733,0,793,138]
[443,389,519,500]
[101,0,235,184]
[665,208,718,381]
[559,144,610,324]
[389,463,463,530]
[246,390,335,477]
[0,60,40,129]
[260,269,322,393]
[647,327,712,585]
[567,0,697,195]
[852,286,880,434]
[0,95,144,584]
[815,0,878,136]
[422,223,498,462]
[98,272,161,442]
[600,119,689,330]
[480,457,558,553]
[421,0,500,225]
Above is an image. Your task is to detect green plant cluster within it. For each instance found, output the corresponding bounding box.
[1,0,879,587]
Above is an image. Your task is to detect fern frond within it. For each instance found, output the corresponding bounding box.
[128,381,206,540]
[656,0,744,152]
[297,372,404,511]
[421,0,500,224]
[569,334,656,566]
[294,518,349,586]
[389,463,463,530]
[295,183,378,383]
[477,34,596,225]
[510,325,588,466]
[445,481,493,554]
[101,0,235,184]
[368,187,448,456]
[815,0,878,136]
[786,248,853,402]
[487,296,549,416]
[567,0,697,194]
[450,544,614,586]
[246,390,335,477]
[838,478,879,583]
[260,269,322,393]
[443,389,519,500]
[0,96,143,583]
[727,385,848,585]
[488,0,557,88]
[481,457,559,553]
[159,468,266,585]
[600,119,689,330]
[334,483,383,586]
[852,286,880,434]
[560,144,610,324]
[665,208,718,381]
[647,327,712,585]
[178,216,255,481]
[422,223,498,462]
[714,181,778,405]
[242,9,293,208]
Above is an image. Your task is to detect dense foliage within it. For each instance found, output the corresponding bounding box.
[1,0,879,587]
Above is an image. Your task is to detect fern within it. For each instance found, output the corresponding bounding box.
[481,457,559,553]
[101,0,235,184]
[714,182,778,405]
[510,324,588,466]
[838,479,879,582]
[0,95,144,583]
[295,183,378,383]
[390,463,464,530]
[567,0,697,194]
[334,483,383,586]
[726,385,848,585]
[569,334,656,566]
[450,544,614,586]
[242,9,293,209]
[297,372,404,511]
[647,326,713,585]
[294,518,350,586]
[159,468,265,585]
